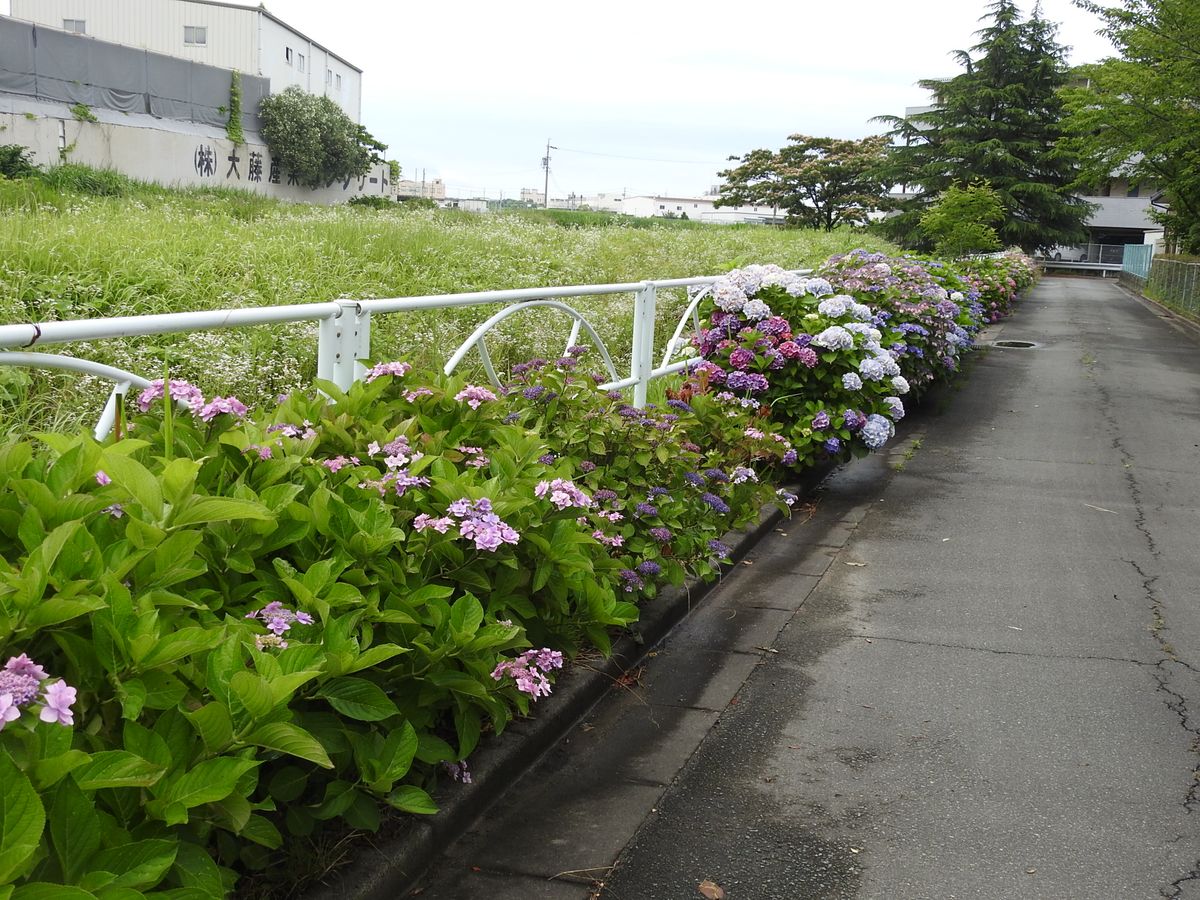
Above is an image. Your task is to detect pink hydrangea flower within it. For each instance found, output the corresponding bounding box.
[199,396,248,422]
[454,385,498,409]
[39,680,76,727]
[136,379,205,414]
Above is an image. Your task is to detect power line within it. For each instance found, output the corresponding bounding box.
[555,146,725,165]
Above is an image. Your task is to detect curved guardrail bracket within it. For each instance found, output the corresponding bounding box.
[660,284,713,369]
[0,351,152,440]
[443,300,622,391]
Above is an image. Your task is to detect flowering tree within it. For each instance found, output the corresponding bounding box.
[715,134,892,230]
[258,86,386,189]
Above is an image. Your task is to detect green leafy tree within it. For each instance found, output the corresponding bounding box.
[715,134,891,230]
[1063,0,1200,253]
[875,0,1091,252]
[920,182,1005,256]
[258,87,385,189]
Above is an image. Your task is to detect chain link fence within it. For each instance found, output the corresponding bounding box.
[1145,256,1200,318]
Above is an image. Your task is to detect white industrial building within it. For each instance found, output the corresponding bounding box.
[614,194,785,225]
[9,0,362,122]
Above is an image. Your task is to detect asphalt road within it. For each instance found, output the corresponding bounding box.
[411,277,1200,900]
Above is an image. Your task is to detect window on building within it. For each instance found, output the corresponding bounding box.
[63,19,86,33]
[658,204,665,210]
[1127,183,1141,198]
[326,69,333,86]
[335,74,342,90]
[184,26,207,46]
[285,47,293,65]
[298,53,306,73]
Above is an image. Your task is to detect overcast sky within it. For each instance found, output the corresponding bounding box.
[4,0,1117,200]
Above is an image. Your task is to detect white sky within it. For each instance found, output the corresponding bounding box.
[3,0,1117,200]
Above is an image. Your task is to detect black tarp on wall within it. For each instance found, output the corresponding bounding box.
[0,17,267,131]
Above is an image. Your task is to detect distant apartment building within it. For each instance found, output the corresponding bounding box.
[520,187,545,206]
[397,178,447,201]
[9,0,362,122]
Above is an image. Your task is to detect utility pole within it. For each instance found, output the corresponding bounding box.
[542,138,556,209]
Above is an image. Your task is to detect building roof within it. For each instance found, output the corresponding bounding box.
[169,0,362,72]
[1082,196,1162,231]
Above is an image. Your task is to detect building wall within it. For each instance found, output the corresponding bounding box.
[3,95,393,204]
[258,16,361,122]
[10,0,362,122]
[396,178,446,200]
[11,0,258,71]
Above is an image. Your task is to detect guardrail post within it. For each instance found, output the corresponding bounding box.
[317,300,370,391]
[630,283,657,408]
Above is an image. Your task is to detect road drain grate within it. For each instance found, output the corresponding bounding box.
[992,339,1039,349]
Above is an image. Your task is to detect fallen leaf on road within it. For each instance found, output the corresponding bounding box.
[698,880,726,899]
[742,560,754,566]
[1083,503,1118,515]
[754,646,779,654]
[850,847,862,854]
[1026,868,1038,875]
[845,561,867,567]
[1007,626,1023,631]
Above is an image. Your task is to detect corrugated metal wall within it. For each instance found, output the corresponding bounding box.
[10,0,257,73]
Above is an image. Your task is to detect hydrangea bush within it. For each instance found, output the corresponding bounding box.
[683,253,1036,465]
[0,248,1035,895]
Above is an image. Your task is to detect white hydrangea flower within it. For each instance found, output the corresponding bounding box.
[812,326,854,350]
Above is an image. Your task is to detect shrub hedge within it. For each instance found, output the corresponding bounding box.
[0,250,1036,896]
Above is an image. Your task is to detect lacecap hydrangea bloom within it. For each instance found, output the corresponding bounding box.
[0,654,76,730]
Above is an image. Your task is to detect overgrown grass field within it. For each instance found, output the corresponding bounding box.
[0,168,898,434]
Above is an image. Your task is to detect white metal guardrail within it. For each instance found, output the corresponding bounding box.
[0,272,809,439]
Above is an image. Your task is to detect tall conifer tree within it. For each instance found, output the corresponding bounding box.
[875,0,1091,252]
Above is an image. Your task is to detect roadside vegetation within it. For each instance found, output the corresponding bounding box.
[0,165,898,436]
[0,234,1036,895]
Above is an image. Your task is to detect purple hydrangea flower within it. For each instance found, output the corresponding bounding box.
[635,502,659,517]
[781,449,798,466]
[704,468,730,484]
[95,470,111,486]
[684,472,705,488]
[636,560,662,577]
[538,453,556,465]
[594,489,618,502]
[136,379,205,414]
[579,460,597,473]
[246,601,315,636]
[364,361,413,382]
[812,411,831,431]
[700,492,731,514]
[413,514,454,533]
[649,527,674,542]
[523,385,547,401]
[725,371,769,393]
[667,399,693,413]
[535,478,593,510]
[728,348,756,370]
[824,437,843,454]
[648,487,671,499]
[860,414,894,450]
[708,539,732,560]
[618,569,645,593]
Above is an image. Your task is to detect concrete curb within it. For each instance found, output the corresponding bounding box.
[304,465,835,900]
[301,306,1005,898]
[1114,279,1200,343]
